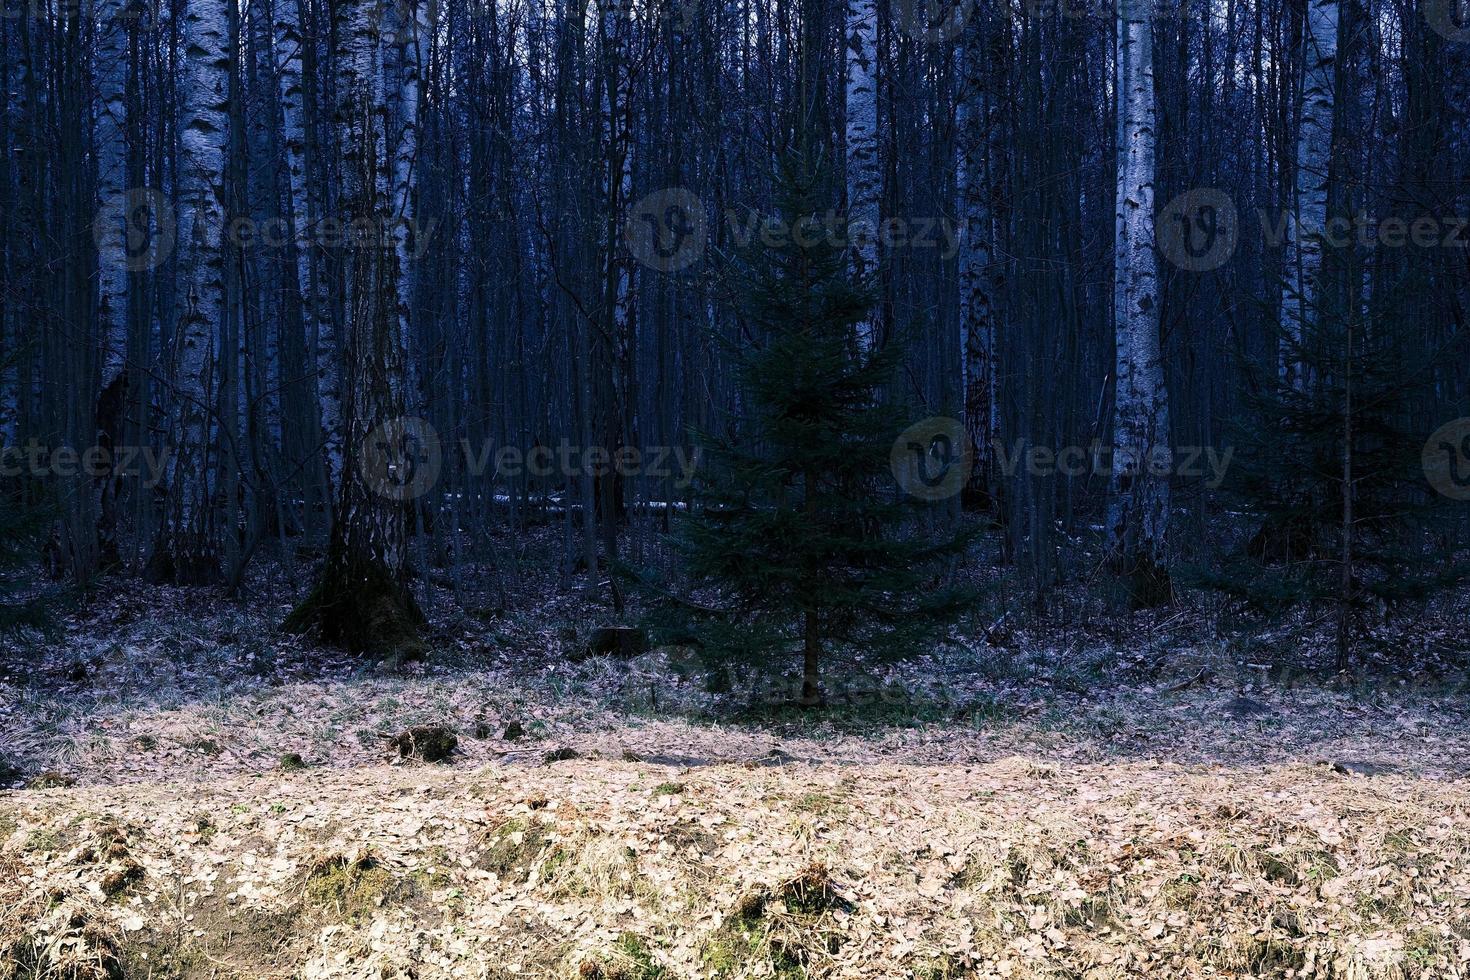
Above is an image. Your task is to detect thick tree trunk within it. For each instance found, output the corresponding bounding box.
[801,610,822,707]
[1108,0,1172,608]
[285,0,424,659]
[92,1,131,571]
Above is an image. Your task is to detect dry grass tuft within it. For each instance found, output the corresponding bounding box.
[0,855,121,980]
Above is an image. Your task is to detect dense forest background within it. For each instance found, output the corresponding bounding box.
[1,0,1468,663]
[4,4,1470,968]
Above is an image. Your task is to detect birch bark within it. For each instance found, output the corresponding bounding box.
[285,0,424,656]
[958,20,994,503]
[273,0,339,488]
[1109,0,1172,606]
[94,0,130,387]
[1280,0,1337,386]
[155,0,230,581]
[844,0,879,294]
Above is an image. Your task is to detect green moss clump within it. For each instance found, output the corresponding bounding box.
[303,851,403,921]
[580,934,669,980]
[23,828,60,854]
[477,819,553,880]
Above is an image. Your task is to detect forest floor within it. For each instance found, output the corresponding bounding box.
[2,565,1470,979]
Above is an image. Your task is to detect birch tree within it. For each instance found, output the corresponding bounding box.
[91,0,133,570]
[958,16,994,504]
[1280,0,1338,386]
[152,0,231,582]
[844,0,879,304]
[286,0,425,657]
[93,0,129,393]
[1109,0,1171,607]
[386,0,429,406]
[272,0,338,533]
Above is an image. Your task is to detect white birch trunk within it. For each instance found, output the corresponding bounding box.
[1109,0,1171,604]
[284,0,423,654]
[276,0,341,501]
[844,0,880,287]
[386,0,429,408]
[161,0,230,578]
[958,25,994,497]
[1280,0,1337,386]
[94,0,129,387]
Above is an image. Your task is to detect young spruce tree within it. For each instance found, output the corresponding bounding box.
[1199,292,1462,670]
[671,147,973,706]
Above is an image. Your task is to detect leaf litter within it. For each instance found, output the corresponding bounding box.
[1,575,1468,976]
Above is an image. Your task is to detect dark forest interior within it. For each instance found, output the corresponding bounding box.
[1,0,1469,973]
